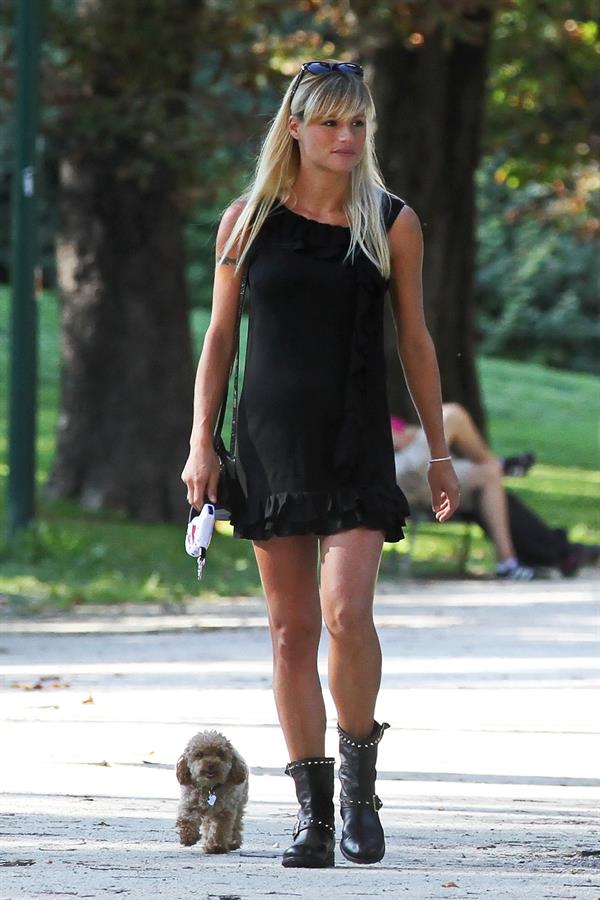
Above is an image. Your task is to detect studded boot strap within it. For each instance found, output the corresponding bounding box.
[338,721,389,811]
[285,756,335,837]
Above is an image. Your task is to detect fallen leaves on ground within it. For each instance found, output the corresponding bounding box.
[10,675,70,691]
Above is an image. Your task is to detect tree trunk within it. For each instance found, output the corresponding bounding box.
[47,157,195,521]
[372,14,494,431]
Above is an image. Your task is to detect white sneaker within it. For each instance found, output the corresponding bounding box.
[496,562,535,581]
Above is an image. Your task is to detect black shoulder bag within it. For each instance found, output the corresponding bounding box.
[211,269,249,521]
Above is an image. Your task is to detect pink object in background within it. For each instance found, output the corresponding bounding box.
[390,415,408,435]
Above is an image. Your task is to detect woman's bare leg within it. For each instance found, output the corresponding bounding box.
[443,403,498,465]
[443,403,518,561]
[252,534,326,760]
[463,462,515,562]
[319,527,385,740]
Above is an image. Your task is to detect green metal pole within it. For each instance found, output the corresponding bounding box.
[7,1,42,539]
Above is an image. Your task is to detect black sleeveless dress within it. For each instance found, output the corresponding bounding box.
[230,191,411,542]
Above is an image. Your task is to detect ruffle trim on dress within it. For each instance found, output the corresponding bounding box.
[332,252,388,481]
[231,484,410,543]
[263,204,355,261]
[250,194,400,270]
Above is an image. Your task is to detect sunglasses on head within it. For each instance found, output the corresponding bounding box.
[289,60,364,108]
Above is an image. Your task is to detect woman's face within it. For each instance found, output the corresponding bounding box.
[288,112,367,173]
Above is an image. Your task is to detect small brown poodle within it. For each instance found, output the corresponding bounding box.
[175,730,249,853]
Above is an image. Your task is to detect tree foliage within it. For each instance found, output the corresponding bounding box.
[485,0,599,185]
[1,1,597,341]
[476,155,599,372]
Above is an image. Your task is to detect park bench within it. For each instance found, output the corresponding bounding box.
[395,505,479,576]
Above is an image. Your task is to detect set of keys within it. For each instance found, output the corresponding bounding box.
[185,503,216,580]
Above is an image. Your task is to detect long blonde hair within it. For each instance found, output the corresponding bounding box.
[219,61,395,279]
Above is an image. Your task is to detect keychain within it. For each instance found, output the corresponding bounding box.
[185,503,216,580]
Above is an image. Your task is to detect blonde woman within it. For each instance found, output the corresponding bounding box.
[182,60,460,867]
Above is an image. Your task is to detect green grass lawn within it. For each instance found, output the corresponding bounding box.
[1,286,598,608]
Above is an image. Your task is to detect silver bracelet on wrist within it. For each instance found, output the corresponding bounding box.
[429,456,452,463]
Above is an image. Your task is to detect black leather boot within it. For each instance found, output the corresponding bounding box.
[338,720,390,864]
[281,756,335,868]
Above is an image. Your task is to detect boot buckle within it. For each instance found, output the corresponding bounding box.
[372,794,383,811]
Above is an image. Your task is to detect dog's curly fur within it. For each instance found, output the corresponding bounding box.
[175,730,249,853]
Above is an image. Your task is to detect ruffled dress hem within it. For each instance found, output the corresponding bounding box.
[231,485,409,543]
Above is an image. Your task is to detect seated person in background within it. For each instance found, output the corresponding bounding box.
[392,403,599,579]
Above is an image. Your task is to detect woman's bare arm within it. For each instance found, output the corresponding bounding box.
[387,206,460,520]
[181,200,246,507]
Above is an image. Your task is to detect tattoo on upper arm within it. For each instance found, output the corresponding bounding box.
[218,255,238,266]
